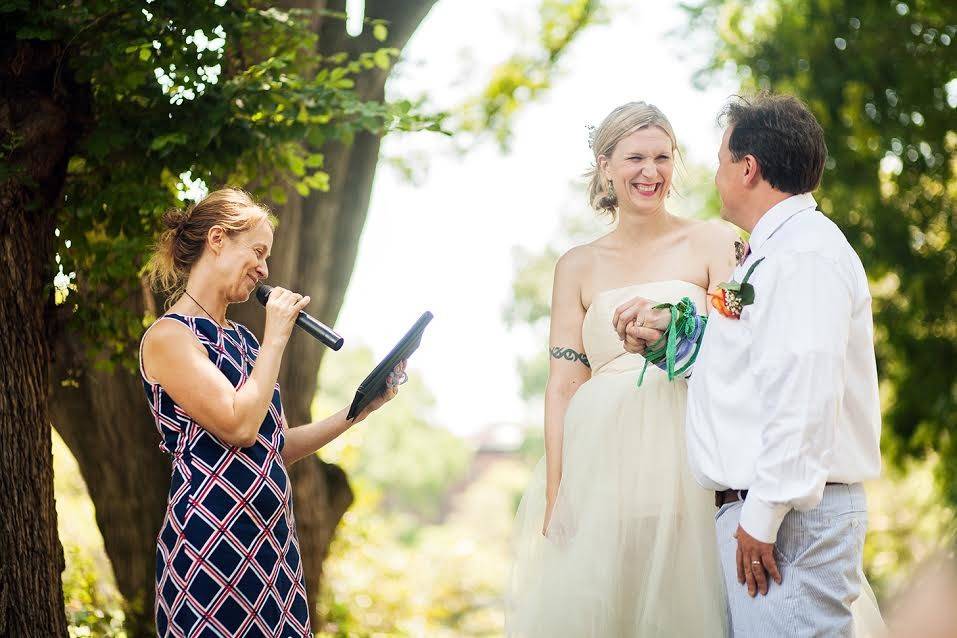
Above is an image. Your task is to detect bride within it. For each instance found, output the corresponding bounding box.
[504,101,884,637]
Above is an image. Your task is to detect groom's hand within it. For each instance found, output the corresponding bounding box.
[613,296,671,339]
[735,524,782,597]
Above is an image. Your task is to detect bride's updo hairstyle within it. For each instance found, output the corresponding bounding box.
[145,187,276,301]
[585,101,680,220]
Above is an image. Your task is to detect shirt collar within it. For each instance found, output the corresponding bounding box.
[747,192,818,253]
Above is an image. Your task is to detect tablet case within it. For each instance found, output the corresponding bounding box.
[347,311,433,420]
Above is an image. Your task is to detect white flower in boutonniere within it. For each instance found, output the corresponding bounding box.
[711,257,765,319]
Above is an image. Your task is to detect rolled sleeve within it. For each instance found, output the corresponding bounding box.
[741,252,853,543]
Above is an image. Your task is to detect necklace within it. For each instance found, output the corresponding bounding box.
[182,290,250,373]
[183,290,229,330]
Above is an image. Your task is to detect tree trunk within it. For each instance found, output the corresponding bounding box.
[49,1,437,634]
[0,38,84,638]
[225,0,440,623]
[49,329,170,636]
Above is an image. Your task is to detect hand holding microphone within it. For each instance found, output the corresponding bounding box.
[255,284,344,350]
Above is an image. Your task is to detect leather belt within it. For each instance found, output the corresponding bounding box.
[715,489,748,508]
[715,483,845,508]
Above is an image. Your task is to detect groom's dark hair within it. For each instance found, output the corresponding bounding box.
[719,92,827,194]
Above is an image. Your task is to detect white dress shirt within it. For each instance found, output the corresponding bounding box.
[686,193,882,543]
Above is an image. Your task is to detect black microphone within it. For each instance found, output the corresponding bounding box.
[255,284,344,351]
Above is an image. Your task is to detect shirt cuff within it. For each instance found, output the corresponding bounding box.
[739,495,790,544]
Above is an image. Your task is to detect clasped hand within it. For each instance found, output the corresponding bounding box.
[611,296,669,354]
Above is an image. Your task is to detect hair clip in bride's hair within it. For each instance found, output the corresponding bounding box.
[586,124,597,150]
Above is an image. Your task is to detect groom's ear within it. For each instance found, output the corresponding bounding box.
[742,154,762,187]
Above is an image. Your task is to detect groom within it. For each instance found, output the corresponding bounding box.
[616,93,882,636]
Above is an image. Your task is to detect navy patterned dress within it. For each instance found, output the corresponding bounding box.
[139,313,311,637]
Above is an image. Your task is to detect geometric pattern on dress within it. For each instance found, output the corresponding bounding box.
[139,313,311,637]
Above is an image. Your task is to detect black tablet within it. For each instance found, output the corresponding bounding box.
[347,311,433,421]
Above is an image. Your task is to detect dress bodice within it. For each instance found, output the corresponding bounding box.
[583,280,708,376]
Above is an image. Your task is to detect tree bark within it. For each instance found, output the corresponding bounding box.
[49,325,170,636]
[49,1,437,634]
[0,37,84,638]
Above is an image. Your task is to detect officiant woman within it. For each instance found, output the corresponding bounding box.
[138,187,404,637]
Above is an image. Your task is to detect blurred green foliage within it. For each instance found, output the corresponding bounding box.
[312,346,472,521]
[53,431,127,637]
[683,0,957,504]
[864,456,956,600]
[455,0,603,150]
[312,346,531,635]
[1,0,440,370]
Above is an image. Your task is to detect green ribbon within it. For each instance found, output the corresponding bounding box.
[636,297,707,387]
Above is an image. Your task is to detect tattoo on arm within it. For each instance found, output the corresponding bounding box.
[550,346,590,368]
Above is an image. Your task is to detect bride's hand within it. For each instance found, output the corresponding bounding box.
[542,499,556,537]
[613,296,671,339]
[623,323,664,356]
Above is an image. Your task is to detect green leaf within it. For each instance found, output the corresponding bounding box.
[718,281,741,292]
[739,283,755,306]
[16,25,56,40]
[139,47,151,62]
[373,49,392,70]
[288,153,305,176]
[270,186,287,204]
[305,171,329,191]
[373,23,388,42]
[306,128,326,147]
[304,153,324,168]
[150,133,188,151]
[67,157,87,174]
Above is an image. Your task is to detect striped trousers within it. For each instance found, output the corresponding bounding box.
[714,483,867,637]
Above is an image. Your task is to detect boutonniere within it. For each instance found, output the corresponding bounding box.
[711,257,765,319]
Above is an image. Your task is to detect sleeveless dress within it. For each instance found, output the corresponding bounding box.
[505,280,886,637]
[139,313,311,638]
[507,280,727,637]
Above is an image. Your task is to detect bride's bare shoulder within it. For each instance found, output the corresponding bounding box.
[555,240,608,298]
[556,238,604,272]
[686,217,740,252]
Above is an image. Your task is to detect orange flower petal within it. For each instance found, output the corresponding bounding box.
[710,291,737,318]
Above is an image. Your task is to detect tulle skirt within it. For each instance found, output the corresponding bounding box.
[506,371,727,637]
